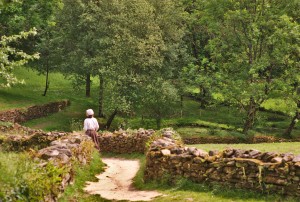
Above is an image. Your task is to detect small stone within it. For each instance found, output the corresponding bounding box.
[271,157,283,164]
[293,155,300,163]
[161,149,171,156]
[209,150,219,156]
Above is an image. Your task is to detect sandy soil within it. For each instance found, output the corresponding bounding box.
[84,158,162,201]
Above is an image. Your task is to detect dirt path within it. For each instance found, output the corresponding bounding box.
[84,158,162,201]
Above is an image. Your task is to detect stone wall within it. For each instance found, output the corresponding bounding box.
[144,130,300,197]
[0,123,68,151]
[98,129,155,153]
[0,100,70,123]
[36,133,94,201]
[0,123,95,202]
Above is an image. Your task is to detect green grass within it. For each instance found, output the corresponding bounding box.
[177,127,247,139]
[0,67,100,131]
[1,67,299,138]
[191,142,300,155]
[262,98,297,115]
[173,98,300,138]
[58,151,107,202]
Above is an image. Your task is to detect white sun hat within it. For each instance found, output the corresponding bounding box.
[86,109,94,116]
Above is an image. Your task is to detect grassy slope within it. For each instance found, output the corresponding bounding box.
[0,67,99,131]
[174,98,300,138]
[1,67,299,137]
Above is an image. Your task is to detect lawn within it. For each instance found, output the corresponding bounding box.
[0,67,100,131]
[192,142,300,155]
[1,67,299,138]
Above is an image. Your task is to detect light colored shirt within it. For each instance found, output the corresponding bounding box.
[83,117,99,131]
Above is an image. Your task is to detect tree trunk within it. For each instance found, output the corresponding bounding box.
[284,100,300,138]
[180,95,183,118]
[156,117,162,129]
[243,97,257,134]
[85,73,91,97]
[104,109,118,130]
[199,86,208,109]
[42,59,49,96]
[98,74,105,118]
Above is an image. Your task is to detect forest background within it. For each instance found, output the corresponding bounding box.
[0,0,299,139]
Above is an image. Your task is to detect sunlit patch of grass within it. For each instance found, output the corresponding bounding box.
[0,67,100,132]
[191,142,300,155]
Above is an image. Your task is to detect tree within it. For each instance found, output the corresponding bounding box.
[52,0,95,97]
[0,29,39,87]
[201,0,300,133]
[181,0,217,108]
[0,0,63,95]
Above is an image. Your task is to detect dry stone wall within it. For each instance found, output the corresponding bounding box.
[0,100,70,123]
[0,123,95,202]
[0,123,68,151]
[98,129,155,153]
[144,130,300,197]
[36,133,94,201]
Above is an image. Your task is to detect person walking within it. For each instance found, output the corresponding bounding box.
[83,109,100,151]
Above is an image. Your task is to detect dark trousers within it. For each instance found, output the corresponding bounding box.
[85,130,100,151]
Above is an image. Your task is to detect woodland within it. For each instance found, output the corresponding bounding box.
[0,0,299,201]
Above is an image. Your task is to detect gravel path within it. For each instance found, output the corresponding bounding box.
[84,158,162,201]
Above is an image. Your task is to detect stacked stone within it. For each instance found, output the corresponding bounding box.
[1,127,68,152]
[0,100,70,123]
[144,130,300,197]
[99,128,155,153]
[36,133,94,201]
[38,133,93,166]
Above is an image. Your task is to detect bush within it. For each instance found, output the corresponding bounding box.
[0,152,67,201]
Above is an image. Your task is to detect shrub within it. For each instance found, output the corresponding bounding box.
[0,152,68,201]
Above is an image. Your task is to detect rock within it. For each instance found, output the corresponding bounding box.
[223,148,234,157]
[234,149,246,158]
[262,152,278,162]
[282,153,294,162]
[271,157,283,164]
[197,149,209,158]
[209,150,219,156]
[292,155,300,163]
[187,147,196,154]
[161,149,171,156]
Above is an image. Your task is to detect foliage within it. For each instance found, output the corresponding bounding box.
[181,0,300,133]
[0,152,67,201]
[53,0,187,121]
[0,29,39,87]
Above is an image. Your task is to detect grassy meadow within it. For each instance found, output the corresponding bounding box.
[0,67,299,139]
[1,67,300,202]
[192,142,300,155]
[0,67,99,131]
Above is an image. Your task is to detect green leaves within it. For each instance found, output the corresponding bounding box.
[0,28,39,87]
